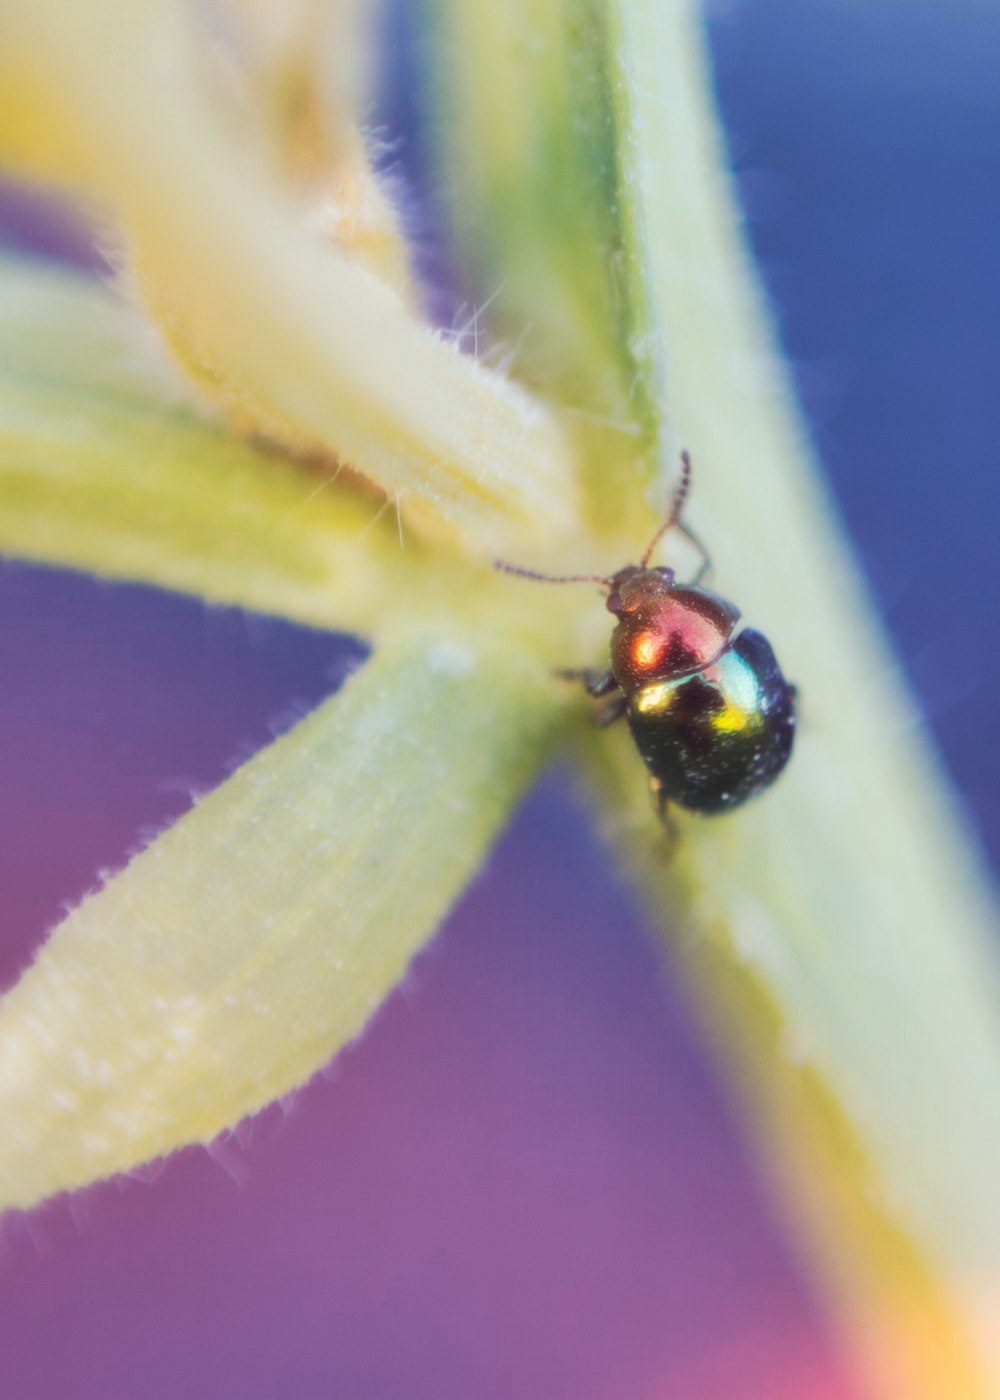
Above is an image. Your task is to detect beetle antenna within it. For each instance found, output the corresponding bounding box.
[494,561,613,587]
[640,449,692,569]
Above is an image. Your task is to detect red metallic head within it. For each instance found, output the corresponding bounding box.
[494,450,739,688]
[606,566,740,690]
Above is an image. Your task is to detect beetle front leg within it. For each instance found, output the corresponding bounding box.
[557,667,626,725]
[595,694,628,728]
[557,667,620,698]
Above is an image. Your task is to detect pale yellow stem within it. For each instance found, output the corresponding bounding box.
[424,0,1000,1391]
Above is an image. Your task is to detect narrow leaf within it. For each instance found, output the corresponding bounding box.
[422,0,668,541]
[0,257,485,635]
[222,0,418,298]
[1,0,579,558]
[0,626,562,1210]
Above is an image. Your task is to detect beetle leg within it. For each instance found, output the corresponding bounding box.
[556,667,620,698]
[585,669,620,698]
[676,521,713,586]
[595,694,628,728]
[650,779,680,848]
[557,667,627,726]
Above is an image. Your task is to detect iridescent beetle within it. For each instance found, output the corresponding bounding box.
[498,452,796,828]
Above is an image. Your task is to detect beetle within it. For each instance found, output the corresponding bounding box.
[497,452,796,827]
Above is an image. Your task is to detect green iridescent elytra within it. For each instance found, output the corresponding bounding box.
[626,627,796,815]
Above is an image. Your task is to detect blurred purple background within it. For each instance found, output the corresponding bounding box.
[2,2,998,1396]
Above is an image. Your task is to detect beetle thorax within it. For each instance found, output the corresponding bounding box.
[607,569,742,692]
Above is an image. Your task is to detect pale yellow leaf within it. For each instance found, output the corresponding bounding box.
[0,625,564,1210]
[0,256,487,635]
[423,0,668,545]
[0,0,579,560]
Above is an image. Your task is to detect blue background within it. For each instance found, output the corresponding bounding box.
[1,2,997,1396]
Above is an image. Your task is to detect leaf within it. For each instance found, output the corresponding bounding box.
[0,0,579,559]
[421,0,669,544]
[220,0,417,298]
[0,257,488,636]
[0,625,563,1211]
[426,0,1000,1392]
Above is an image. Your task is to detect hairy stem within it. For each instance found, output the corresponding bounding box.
[427,0,1000,1391]
[598,3,1000,1392]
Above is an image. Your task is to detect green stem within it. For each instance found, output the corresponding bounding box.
[425,0,1000,1391]
[601,5,1000,1391]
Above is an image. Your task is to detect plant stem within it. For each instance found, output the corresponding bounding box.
[425,0,1000,1390]
[586,3,1000,1391]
